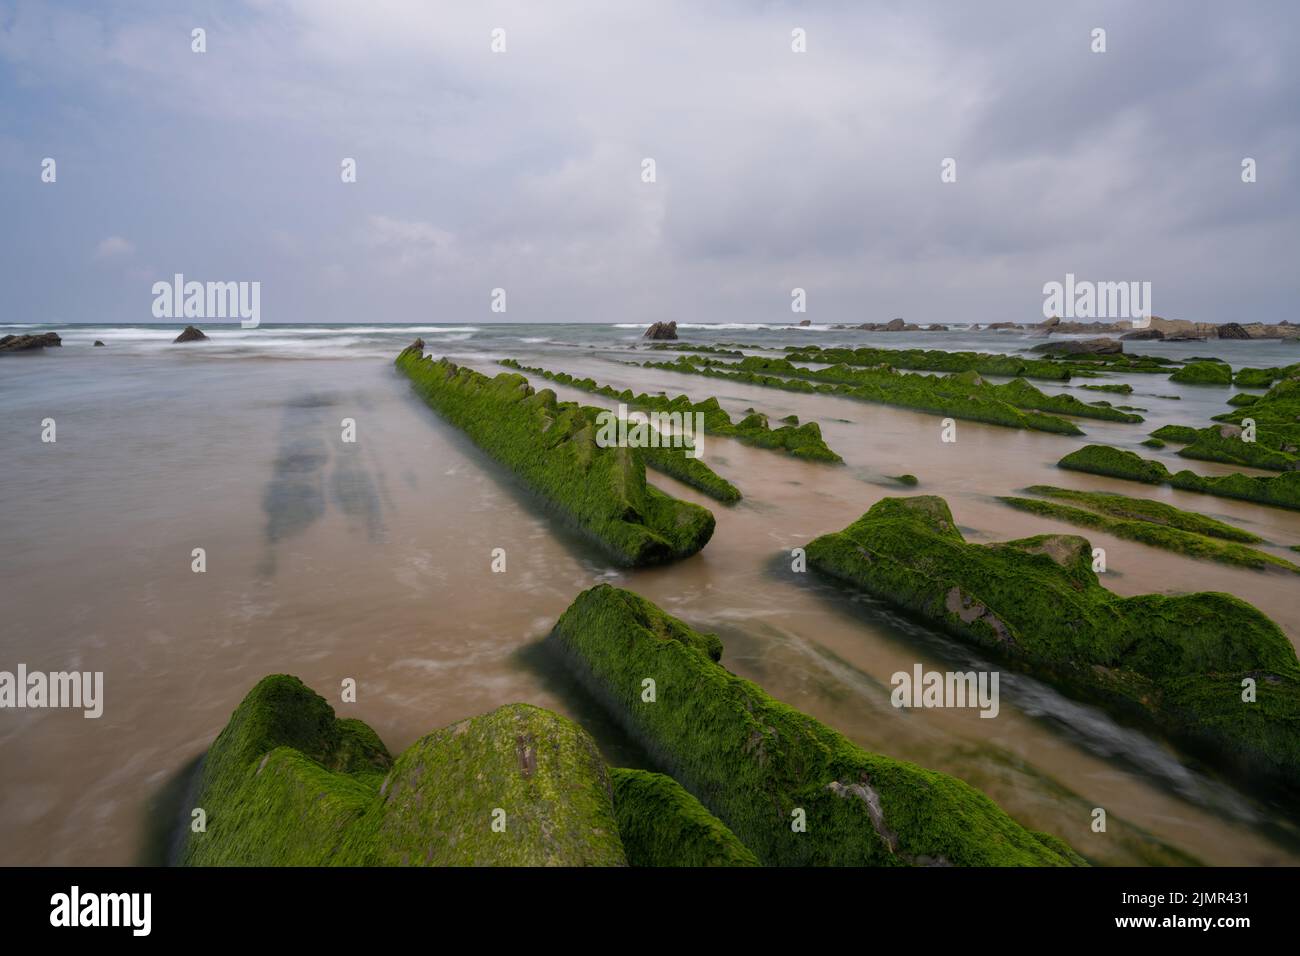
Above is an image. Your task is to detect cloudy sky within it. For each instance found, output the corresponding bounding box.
[1,0,1296,325]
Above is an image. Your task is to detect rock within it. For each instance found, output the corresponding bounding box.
[883,318,906,331]
[1039,316,1061,329]
[1120,329,1165,341]
[1163,331,1207,342]
[798,319,811,327]
[173,325,208,343]
[1217,323,1251,340]
[643,321,678,341]
[182,676,630,866]
[1030,337,1122,355]
[984,322,1018,330]
[1169,361,1232,385]
[924,324,948,331]
[93,340,105,347]
[0,332,62,352]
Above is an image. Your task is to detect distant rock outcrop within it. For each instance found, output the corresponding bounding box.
[798,319,811,327]
[1030,337,1122,356]
[93,340,105,346]
[0,332,62,352]
[643,321,678,340]
[173,325,208,343]
[1120,329,1164,341]
[1217,322,1251,340]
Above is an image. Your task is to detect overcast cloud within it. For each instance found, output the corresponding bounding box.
[1,0,1297,325]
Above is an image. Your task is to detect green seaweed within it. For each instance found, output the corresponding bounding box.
[892,474,920,486]
[639,356,1087,435]
[805,497,1300,791]
[784,344,1073,381]
[397,343,714,565]
[499,358,842,462]
[1058,444,1300,511]
[183,677,628,866]
[609,768,759,867]
[1019,485,1263,542]
[1169,361,1232,386]
[997,496,1298,573]
[549,584,1086,866]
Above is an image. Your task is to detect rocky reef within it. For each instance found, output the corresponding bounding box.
[0,332,61,352]
[997,495,1298,573]
[1058,444,1300,511]
[549,584,1085,866]
[640,355,1089,434]
[499,358,843,462]
[805,496,1300,791]
[397,342,715,565]
[784,345,1073,381]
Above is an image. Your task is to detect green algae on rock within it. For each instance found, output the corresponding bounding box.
[609,767,759,867]
[997,496,1298,573]
[1058,444,1300,511]
[805,497,1300,791]
[499,358,842,462]
[397,343,714,565]
[1018,485,1263,543]
[639,355,1087,435]
[182,676,628,866]
[1169,361,1232,386]
[549,584,1085,866]
[783,344,1073,381]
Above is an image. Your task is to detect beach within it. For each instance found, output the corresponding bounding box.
[1,321,1298,866]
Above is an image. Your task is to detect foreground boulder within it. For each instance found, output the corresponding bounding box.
[182,677,629,866]
[0,332,61,352]
[805,496,1300,793]
[643,321,678,340]
[173,325,208,343]
[396,343,714,565]
[1030,337,1122,355]
[549,584,1084,866]
[609,768,758,866]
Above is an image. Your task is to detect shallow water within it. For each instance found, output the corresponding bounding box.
[1,322,1298,865]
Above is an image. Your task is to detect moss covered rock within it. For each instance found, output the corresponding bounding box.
[183,676,629,866]
[500,359,843,462]
[1169,361,1232,386]
[805,497,1300,791]
[1059,444,1300,511]
[609,768,759,867]
[549,585,1085,866]
[398,345,714,565]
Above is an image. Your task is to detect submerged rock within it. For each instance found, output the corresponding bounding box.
[93,340,105,347]
[173,325,208,343]
[643,321,678,340]
[1120,328,1164,341]
[805,496,1300,793]
[182,676,628,866]
[0,332,61,352]
[549,584,1085,866]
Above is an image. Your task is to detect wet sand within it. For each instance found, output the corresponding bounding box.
[1,341,1297,865]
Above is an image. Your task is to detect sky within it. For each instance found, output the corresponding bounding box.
[1,0,1297,326]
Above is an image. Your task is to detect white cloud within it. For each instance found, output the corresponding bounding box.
[93,236,135,260]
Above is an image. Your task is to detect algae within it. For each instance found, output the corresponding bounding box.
[805,497,1300,791]
[549,584,1086,866]
[397,343,714,565]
